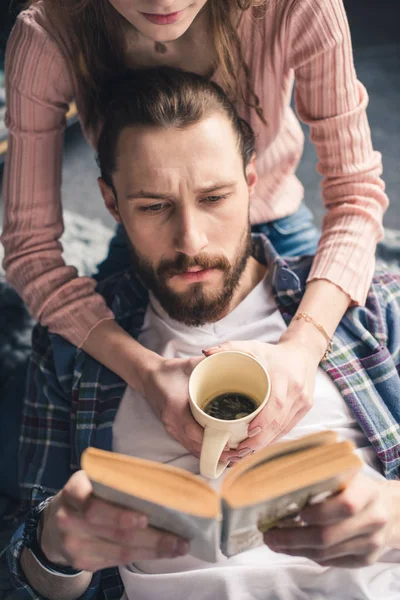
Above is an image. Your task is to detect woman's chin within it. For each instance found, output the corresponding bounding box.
[141,23,193,44]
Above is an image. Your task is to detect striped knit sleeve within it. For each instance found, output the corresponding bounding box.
[1,10,114,347]
[287,0,389,305]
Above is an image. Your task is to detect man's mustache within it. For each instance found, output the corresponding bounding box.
[158,253,230,279]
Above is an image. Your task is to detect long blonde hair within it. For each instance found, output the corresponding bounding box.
[27,0,267,128]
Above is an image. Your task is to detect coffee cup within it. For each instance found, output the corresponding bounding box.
[189,351,271,479]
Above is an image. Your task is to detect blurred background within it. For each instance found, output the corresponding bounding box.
[0,0,399,230]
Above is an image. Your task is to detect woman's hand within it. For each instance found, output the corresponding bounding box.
[203,337,321,457]
[140,355,238,462]
[40,471,190,572]
[262,474,400,568]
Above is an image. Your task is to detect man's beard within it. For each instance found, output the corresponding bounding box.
[127,224,253,326]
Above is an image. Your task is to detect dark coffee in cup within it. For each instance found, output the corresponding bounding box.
[203,392,258,421]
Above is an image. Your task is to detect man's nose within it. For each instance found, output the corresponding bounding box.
[173,209,208,257]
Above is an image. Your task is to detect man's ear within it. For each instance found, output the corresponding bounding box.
[98,177,121,223]
[245,153,257,197]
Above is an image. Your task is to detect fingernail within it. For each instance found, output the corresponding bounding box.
[237,447,252,458]
[203,346,221,353]
[248,426,262,438]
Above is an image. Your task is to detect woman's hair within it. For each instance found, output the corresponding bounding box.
[96,66,256,188]
[26,0,267,129]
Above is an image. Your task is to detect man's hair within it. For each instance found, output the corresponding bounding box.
[97,66,256,188]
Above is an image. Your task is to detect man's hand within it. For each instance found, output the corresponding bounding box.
[140,356,238,463]
[262,474,400,568]
[40,471,190,572]
[203,338,320,458]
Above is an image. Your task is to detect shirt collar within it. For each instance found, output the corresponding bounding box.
[252,234,306,307]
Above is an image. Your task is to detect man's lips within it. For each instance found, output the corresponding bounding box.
[141,10,184,25]
[170,267,216,282]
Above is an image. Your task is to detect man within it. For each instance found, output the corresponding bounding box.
[8,67,400,600]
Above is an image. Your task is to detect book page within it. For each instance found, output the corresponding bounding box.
[221,430,338,494]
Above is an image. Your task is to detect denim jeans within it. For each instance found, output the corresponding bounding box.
[94,203,320,282]
[251,203,320,257]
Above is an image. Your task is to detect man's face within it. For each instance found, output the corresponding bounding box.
[101,113,257,326]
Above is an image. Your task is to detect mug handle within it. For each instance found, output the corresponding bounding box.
[200,427,231,479]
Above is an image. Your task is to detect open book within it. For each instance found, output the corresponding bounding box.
[81,431,362,563]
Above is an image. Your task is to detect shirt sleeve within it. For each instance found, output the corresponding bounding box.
[1,10,114,347]
[287,0,389,305]
[7,524,100,600]
[7,321,100,598]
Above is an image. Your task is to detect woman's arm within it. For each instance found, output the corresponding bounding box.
[2,10,205,459]
[287,0,389,307]
[81,318,160,394]
[1,9,164,390]
[1,9,116,349]
[2,12,205,456]
[280,279,351,360]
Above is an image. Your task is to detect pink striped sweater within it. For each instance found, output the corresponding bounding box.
[1,0,389,348]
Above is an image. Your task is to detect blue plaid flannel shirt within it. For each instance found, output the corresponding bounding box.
[7,235,400,599]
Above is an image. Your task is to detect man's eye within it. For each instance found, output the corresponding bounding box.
[139,203,167,213]
[204,194,228,204]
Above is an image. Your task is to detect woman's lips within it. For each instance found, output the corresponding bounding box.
[141,11,184,25]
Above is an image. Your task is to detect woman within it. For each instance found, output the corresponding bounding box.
[1,0,388,461]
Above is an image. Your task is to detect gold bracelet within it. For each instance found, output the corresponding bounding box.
[293,312,333,361]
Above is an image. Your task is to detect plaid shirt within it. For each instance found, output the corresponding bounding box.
[8,235,400,599]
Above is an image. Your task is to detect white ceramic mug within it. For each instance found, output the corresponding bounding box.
[189,351,271,479]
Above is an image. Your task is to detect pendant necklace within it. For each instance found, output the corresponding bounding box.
[155,41,168,54]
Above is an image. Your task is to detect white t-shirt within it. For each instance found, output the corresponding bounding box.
[113,277,400,600]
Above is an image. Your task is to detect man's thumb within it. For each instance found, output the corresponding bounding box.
[62,470,93,512]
